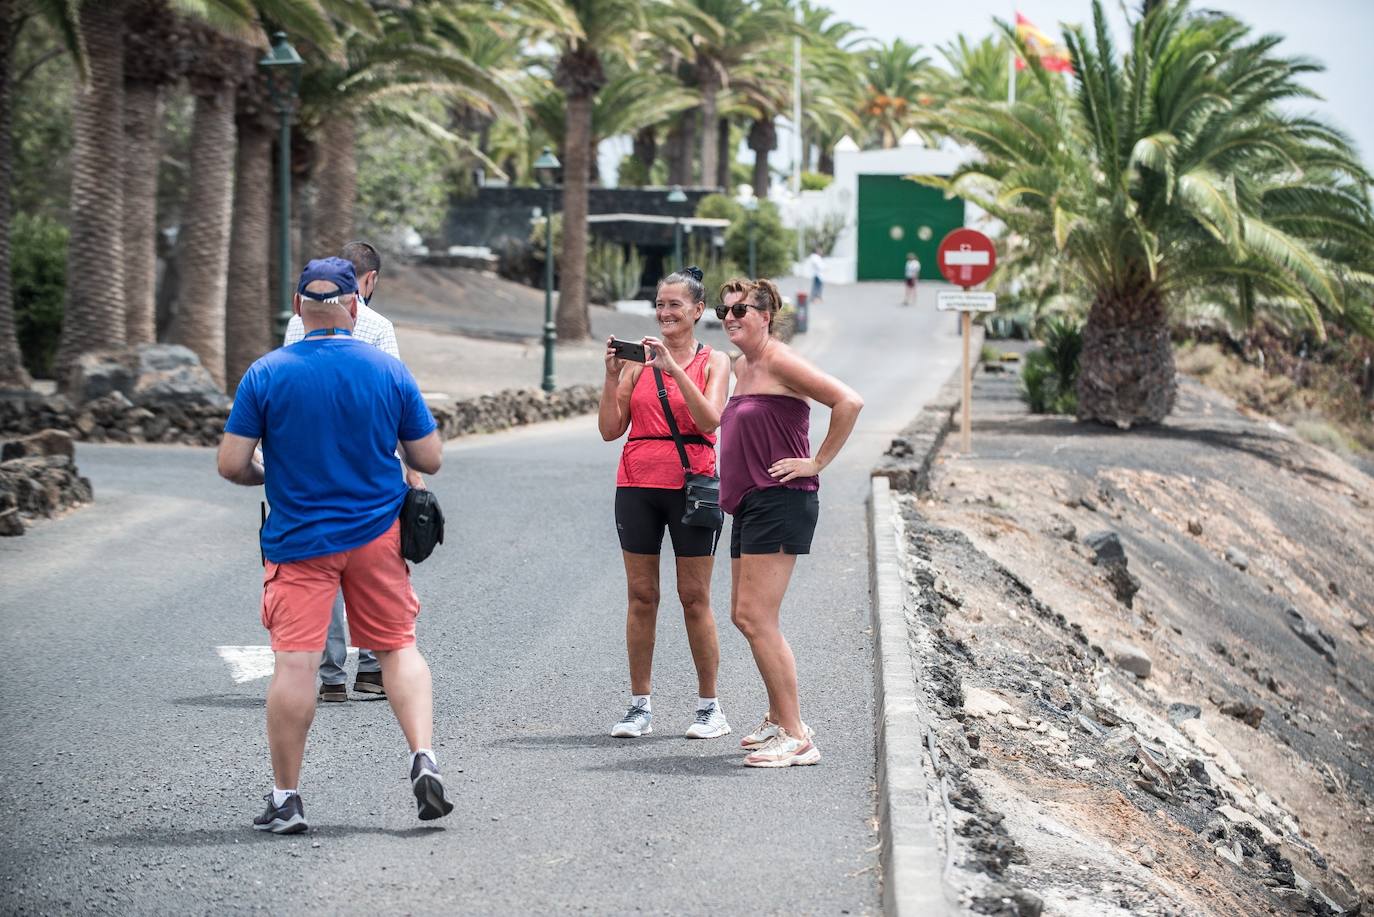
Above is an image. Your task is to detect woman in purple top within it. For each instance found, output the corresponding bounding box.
[715,278,864,768]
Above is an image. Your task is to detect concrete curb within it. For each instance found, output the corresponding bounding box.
[872,327,983,495]
[867,349,983,916]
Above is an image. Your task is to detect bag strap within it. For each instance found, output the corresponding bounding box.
[651,343,703,473]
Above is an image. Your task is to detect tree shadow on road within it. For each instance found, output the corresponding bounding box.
[96,824,442,848]
[492,733,677,750]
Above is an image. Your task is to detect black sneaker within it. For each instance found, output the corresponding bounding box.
[353,671,386,698]
[410,752,454,821]
[318,682,347,703]
[253,792,308,834]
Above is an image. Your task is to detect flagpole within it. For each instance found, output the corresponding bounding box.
[1007,5,1017,105]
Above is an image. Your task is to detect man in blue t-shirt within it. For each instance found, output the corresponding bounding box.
[218,257,453,834]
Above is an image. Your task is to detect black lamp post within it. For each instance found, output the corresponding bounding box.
[259,32,304,341]
[534,147,561,393]
[667,185,687,269]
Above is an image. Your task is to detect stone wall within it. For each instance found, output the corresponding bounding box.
[0,430,92,536]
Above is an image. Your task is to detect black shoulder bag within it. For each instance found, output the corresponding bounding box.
[400,487,444,563]
[652,358,724,530]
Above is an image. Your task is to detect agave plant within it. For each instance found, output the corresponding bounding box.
[921,0,1374,427]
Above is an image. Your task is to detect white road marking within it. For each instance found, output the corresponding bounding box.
[216,645,357,683]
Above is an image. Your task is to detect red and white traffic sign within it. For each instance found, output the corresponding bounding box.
[937,228,996,288]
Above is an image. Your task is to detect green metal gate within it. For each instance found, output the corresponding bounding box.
[856,175,964,280]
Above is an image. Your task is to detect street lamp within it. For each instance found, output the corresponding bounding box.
[667,184,687,270]
[533,146,561,393]
[258,32,304,341]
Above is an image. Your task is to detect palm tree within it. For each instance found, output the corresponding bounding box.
[859,38,932,149]
[53,0,129,384]
[122,0,186,346]
[928,33,1042,108]
[922,0,1374,426]
[795,1,864,176]
[225,70,275,392]
[0,0,30,387]
[549,0,648,341]
[165,22,254,390]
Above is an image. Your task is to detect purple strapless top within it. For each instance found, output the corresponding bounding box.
[718,393,818,514]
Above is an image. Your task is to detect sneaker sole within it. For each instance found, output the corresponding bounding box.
[685,725,732,739]
[743,748,822,768]
[318,689,348,703]
[353,684,386,696]
[610,724,652,738]
[413,773,454,821]
[254,814,309,834]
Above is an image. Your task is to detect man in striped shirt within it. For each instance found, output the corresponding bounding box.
[283,241,423,702]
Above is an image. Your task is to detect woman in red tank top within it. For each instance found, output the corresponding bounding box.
[597,267,733,741]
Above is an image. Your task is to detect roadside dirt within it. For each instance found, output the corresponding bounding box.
[895,370,1372,915]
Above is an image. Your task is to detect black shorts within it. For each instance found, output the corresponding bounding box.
[615,487,721,557]
[729,487,820,559]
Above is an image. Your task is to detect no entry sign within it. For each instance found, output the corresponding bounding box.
[937,228,996,287]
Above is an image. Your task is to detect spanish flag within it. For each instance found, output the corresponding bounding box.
[1015,12,1074,73]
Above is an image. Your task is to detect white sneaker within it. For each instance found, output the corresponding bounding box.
[610,702,653,738]
[685,702,731,739]
[743,726,821,768]
[740,715,813,749]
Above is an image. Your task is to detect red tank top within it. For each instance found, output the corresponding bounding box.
[616,345,717,488]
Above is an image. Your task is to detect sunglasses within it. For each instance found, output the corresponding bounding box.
[714,302,765,320]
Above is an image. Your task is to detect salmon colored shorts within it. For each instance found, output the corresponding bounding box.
[260,520,419,653]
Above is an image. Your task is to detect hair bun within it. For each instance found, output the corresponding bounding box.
[683,265,704,282]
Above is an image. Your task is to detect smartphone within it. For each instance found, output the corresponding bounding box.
[610,338,648,363]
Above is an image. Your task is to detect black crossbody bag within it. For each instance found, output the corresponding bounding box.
[400,487,444,563]
[652,356,724,530]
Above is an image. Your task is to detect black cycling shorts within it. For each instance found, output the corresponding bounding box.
[615,487,721,557]
[729,487,820,559]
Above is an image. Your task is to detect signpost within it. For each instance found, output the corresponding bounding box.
[936,229,998,454]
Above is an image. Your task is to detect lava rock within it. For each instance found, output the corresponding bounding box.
[1187,518,1203,536]
[1,429,75,461]
[1286,608,1337,666]
[971,883,1043,917]
[1084,530,1126,564]
[1167,703,1201,725]
[1224,545,1250,570]
[1218,700,1264,728]
[1108,640,1153,678]
[1082,530,1141,606]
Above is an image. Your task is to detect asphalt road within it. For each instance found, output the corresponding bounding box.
[0,281,963,915]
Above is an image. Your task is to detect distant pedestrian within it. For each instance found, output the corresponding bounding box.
[806,246,825,304]
[715,277,863,767]
[598,266,732,741]
[284,241,423,703]
[219,257,453,833]
[903,252,920,306]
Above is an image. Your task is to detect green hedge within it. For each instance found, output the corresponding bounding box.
[13,212,68,379]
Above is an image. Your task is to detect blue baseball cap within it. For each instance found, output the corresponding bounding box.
[296,257,358,300]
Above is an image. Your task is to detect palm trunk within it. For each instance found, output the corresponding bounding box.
[715,117,730,190]
[225,121,272,391]
[748,118,776,199]
[0,0,31,387]
[818,143,834,176]
[558,90,592,341]
[1076,289,1177,427]
[309,115,356,257]
[633,126,656,174]
[168,84,235,389]
[666,113,694,186]
[698,73,720,191]
[55,2,128,386]
[122,80,161,345]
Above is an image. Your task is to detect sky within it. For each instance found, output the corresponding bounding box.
[600,0,1374,185]
[832,0,1374,169]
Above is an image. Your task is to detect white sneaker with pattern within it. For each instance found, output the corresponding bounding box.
[740,715,813,749]
[684,702,731,739]
[743,726,821,768]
